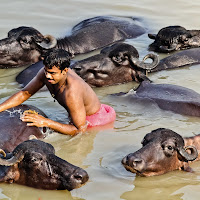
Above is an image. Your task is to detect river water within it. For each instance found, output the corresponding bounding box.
[0,0,200,200]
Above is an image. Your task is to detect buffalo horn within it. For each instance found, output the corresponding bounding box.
[37,34,57,49]
[0,151,24,166]
[0,149,6,158]
[178,145,198,161]
[130,53,159,71]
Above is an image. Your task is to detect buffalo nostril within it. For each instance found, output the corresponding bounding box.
[125,154,145,169]
[132,158,143,167]
[133,158,142,166]
[74,174,83,181]
[131,158,145,172]
[73,169,89,184]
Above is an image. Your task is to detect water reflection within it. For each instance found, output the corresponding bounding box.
[0,67,26,99]
[121,168,200,200]
[0,183,75,200]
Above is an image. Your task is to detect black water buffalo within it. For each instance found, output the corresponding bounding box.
[0,104,89,190]
[0,16,146,68]
[151,48,200,72]
[0,104,46,152]
[16,43,159,87]
[122,128,199,176]
[113,80,200,117]
[148,25,200,53]
[71,43,158,86]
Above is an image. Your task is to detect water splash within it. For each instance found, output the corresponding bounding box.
[5,108,24,118]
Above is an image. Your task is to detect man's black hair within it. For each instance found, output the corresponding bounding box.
[43,49,71,71]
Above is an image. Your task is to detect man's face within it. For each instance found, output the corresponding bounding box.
[44,65,67,84]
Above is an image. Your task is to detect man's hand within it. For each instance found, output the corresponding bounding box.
[21,112,48,127]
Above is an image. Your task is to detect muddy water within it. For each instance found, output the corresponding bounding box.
[0,0,200,200]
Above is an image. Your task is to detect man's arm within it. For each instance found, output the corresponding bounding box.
[22,115,82,136]
[21,88,87,136]
[21,109,86,136]
[0,68,45,112]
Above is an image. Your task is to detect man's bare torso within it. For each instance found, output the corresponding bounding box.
[41,68,101,116]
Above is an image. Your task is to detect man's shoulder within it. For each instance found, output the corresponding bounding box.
[65,81,84,99]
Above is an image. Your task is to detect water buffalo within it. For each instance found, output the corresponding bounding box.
[148,25,200,53]
[0,104,89,190]
[0,104,46,152]
[151,48,200,72]
[16,43,159,87]
[71,43,158,86]
[113,80,200,117]
[0,16,146,68]
[122,128,199,176]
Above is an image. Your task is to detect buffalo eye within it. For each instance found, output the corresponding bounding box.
[115,55,121,62]
[22,38,28,44]
[168,145,173,150]
[162,143,175,157]
[24,152,43,165]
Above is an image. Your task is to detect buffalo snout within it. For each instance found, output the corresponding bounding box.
[68,167,89,190]
[122,153,146,174]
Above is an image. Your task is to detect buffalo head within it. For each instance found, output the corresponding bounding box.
[72,43,159,87]
[122,128,198,176]
[0,139,89,190]
[0,26,56,68]
[148,26,200,53]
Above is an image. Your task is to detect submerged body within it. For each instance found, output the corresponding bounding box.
[114,80,200,117]
[151,48,200,72]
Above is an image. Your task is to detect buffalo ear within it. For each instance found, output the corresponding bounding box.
[8,26,30,38]
[148,33,157,40]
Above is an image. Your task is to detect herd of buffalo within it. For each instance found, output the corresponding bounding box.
[1,15,200,190]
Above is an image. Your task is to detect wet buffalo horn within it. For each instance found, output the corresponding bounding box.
[0,150,24,166]
[37,34,57,49]
[177,145,198,161]
[130,53,159,71]
[0,149,6,158]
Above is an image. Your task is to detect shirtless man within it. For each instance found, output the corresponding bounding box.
[0,49,116,136]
